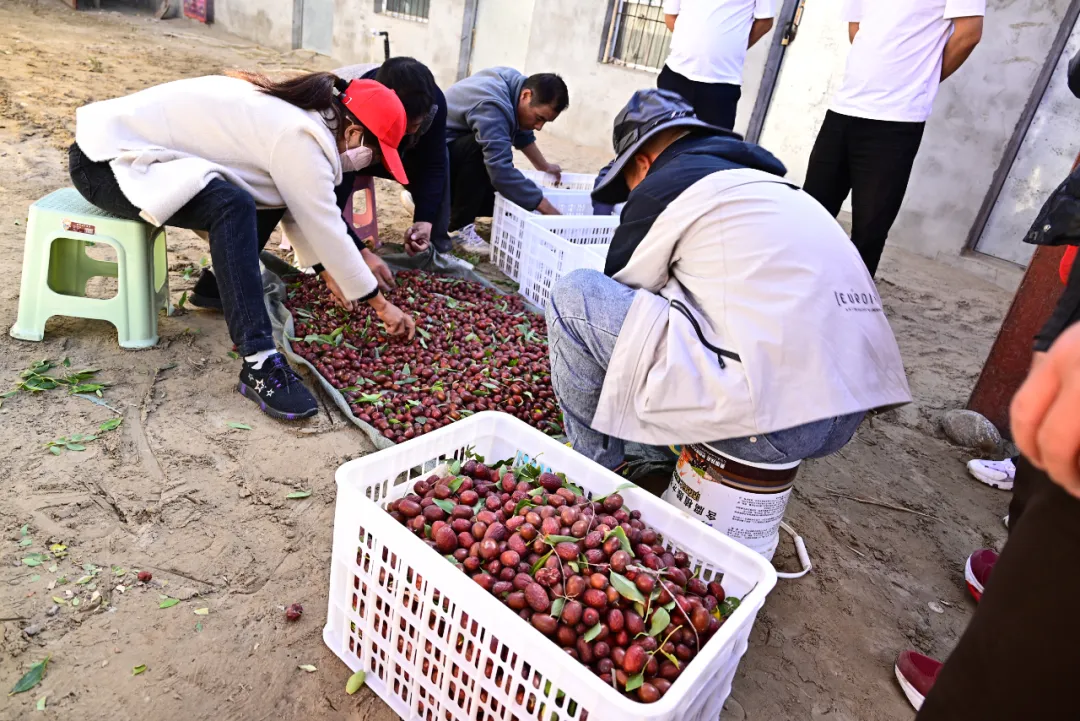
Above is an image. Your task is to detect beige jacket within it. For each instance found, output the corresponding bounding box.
[591,168,912,444]
[75,75,378,300]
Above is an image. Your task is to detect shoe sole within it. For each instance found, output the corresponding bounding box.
[189,292,223,312]
[238,382,318,421]
[894,664,925,711]
[964,556,985,602]
[967,466,1014,490]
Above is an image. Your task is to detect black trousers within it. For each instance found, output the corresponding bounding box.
[447,134,495,232]
[917,456,1080,720]
[657,65,742,131]
[68,143,283,356]
[802,110,925,277]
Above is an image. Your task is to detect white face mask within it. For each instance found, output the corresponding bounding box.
[340,132,374,173]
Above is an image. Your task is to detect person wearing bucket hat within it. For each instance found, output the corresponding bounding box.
[68,71,415,421]
[547,89,911,471]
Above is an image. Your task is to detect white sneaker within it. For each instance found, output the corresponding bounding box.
[966,457,1016,490]
[400,190,415,215]
[451,223,491,257]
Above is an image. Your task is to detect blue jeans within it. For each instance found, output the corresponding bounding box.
[68,143,278,356]
[546,269,865,469]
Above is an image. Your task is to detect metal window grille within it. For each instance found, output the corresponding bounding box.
[603,0,672,72]
[374,0,430,22]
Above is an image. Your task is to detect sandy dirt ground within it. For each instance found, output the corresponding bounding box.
[0,2,1018,719]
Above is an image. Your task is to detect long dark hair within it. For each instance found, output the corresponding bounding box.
[228,70,357,141]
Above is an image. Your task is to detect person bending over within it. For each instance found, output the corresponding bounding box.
[546,89,911,470]
[69,72,415,421]
[443,67,569,256]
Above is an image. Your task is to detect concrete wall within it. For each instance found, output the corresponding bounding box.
[333,0,467,90]
[759,0,1072,279]
[470,0,535,75]
[975,20,1080,267]
[212,0,295,50]
[520,0,773,152]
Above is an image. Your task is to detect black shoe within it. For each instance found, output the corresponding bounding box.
[189,269,223,311]
[238,353,318,420]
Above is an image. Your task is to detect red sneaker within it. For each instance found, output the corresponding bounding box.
[964,548,999,602]
[895,650,942,710]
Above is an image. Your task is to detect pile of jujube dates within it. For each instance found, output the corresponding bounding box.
[284,270,562,442]
[387,457,742,704]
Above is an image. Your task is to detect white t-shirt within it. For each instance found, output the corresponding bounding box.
[831,0,986,123]
[663,0,775,86]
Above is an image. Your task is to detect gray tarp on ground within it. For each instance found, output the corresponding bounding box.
[261,247,539,450]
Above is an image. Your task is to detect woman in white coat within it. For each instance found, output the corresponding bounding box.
[68,72,415,420]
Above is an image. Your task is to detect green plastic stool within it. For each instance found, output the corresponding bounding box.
[9,188,171,349]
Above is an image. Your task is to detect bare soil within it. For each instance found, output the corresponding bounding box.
[0,2,1015,719]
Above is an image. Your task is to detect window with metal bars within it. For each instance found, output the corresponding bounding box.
[602,0,672,72]
[374,0,430,22]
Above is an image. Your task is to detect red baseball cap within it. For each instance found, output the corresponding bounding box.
[339,79,409,186]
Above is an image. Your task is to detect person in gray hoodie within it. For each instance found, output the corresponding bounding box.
[444,67,569,255]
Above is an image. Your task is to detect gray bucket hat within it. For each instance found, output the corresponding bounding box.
[592,89,739,205]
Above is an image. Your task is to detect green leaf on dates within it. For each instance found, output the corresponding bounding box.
[527,487,545,497]
[610,571,646,604]
[663,600,677,611]
[551,598,565,619]
[531,549,554,576]
[330,327,344,339]
[513,498,537,515]
[449,459,462,475]
[401,363,410,375]
[544,535,580,544]
[604,527,633,556]
[424,524,432,538]
[419,338,427,349]
[417,327,431,340]
[565,482,585,497]
[359,394,383,403]
[414,417,427,425]
[481,381,499,390]
[661,650,681,669]
[648,608,670,637]
[568,561,579,573]
[463,333,478,342]
[433,499,456,514]
[625,672,644,692]
[401,377,418,384]
[583,623,603,643]
[448,477,465,493]
[472,501,484,515]
[719,597,741,618]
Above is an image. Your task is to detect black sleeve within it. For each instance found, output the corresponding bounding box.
[405,86,448,225]
[334,171,368,252]
[603,190,668,277]
[1035,256,1080,351]
[1069,50,1080,99]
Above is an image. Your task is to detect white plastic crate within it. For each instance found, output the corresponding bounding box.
[326,412,777,721]
[518,216,619,308]
[491,189,598,283]
[520,169,600,191]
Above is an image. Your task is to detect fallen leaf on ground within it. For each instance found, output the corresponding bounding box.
[36,695,46,711]
[193,608,209,615]
[286,490,312,499]
[9,657,49,695]
[226,422,252,430]
[132,664,147,676]
[346,670,367,695]
[298,664,317,673]
[158,598,180,609]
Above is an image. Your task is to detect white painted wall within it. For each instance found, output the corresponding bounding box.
[212,0,295,50]
[333,0,468,90]
[470,0,535,75]
[975,21,1080,266]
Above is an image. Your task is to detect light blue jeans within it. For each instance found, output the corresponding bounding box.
[546,269,865,469]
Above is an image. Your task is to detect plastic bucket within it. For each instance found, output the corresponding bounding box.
[662,444,799,561]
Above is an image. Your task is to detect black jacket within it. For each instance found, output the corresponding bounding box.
[604,133,788,277]
[361,66,447,225]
